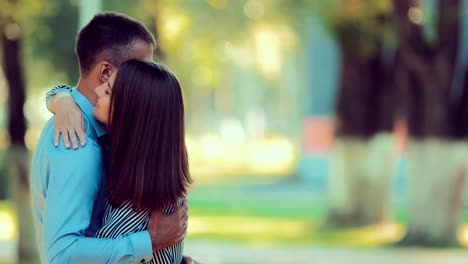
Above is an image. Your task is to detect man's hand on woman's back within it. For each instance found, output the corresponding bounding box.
[147,200,188,251]
[182,256,200,264]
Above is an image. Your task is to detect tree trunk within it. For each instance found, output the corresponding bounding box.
[402,140,466,246]
[7,147,35,259]
[392,0,466,246]
[2,21,37,260]
[327,134,395,226]
[327,14,397,226]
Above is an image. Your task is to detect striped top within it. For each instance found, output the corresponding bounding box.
[96,200,184,264]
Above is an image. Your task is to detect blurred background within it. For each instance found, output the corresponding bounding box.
[1,0,468,263]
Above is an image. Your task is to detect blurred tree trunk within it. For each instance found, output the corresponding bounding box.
[327,15,397,226]
[328,135,395,226]
[2,19,37,259]
[393,0,467,246]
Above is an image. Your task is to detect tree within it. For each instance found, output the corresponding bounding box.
[393,0,467,246]
[31,0,79,83]
[0,0,50,259]
[1,1,34,260]
[2,23,37,260]
[317,0,398,226]
[148,0,302,137]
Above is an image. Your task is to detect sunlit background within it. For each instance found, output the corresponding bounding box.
[1,0,468,263]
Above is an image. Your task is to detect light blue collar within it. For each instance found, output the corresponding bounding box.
[70,88,108,138]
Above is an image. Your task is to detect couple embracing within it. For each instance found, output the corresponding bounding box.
[31,12,199,264]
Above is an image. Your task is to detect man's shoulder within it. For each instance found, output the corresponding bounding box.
[49,139,103,160]
[31,119,104,194]
[35,119,102,160]
[45,140,104,185]
[36,117,100,151]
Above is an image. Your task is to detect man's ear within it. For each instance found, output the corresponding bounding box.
[98,61,114,83]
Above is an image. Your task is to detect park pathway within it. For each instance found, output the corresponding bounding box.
[184,240,468,264]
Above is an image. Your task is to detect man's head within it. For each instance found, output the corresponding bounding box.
[76,12,155,86]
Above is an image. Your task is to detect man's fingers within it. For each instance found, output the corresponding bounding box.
[178,204,188,220]
[180,200,188,211]
[179,214,188,238]
[54,129,60,147]
[178,230,187,243]
[183,256,194,264]
[182,212,188,225]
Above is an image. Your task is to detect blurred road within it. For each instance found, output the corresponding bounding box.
[2,238,468,263]
[184,241,468,264]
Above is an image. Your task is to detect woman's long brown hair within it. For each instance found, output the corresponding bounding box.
[107,59,192,211]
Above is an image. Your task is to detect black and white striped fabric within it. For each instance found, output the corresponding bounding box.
[95,200,184,264]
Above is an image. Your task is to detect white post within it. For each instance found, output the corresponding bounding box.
[79,0,102,29]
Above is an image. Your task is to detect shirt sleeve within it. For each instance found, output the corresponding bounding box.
[44,142,153,264]
[45,84,73,113]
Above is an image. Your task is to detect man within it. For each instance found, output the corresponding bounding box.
[31,12,195,264]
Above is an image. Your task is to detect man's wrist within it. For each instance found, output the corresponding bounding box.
[127,231,153,262]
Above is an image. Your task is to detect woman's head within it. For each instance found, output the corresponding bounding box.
[99,59,192,211]
[93,69,115,124]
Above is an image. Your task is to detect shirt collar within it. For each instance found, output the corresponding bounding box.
[70,88,108,138]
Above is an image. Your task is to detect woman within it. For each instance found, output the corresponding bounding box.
[48,59,193,264]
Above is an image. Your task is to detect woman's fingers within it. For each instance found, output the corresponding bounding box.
[68,129,78,149]
[77,131,86,147]
[78,117,86,146]
[62,129,71,148]
[54,129,61,147]
[52,97,85,149]
[179,201,188,219]
[54,118,86,149]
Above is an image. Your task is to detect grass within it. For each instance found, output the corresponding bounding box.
[4,182,467,248]
[186,187,397,247]
[186,183,468,247]
[1,181,468,264]
[0,185,402,250]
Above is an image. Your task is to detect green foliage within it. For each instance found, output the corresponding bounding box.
[103,0,153,25]
[315,0,396,56]
[0,0,50,24]
[0,0,59,91]
[139,0,306,134]
[28,0,79,85]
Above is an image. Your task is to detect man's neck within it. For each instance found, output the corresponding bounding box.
[76,78,99,105]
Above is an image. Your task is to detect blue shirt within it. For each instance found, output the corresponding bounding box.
[31,88,153,263]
